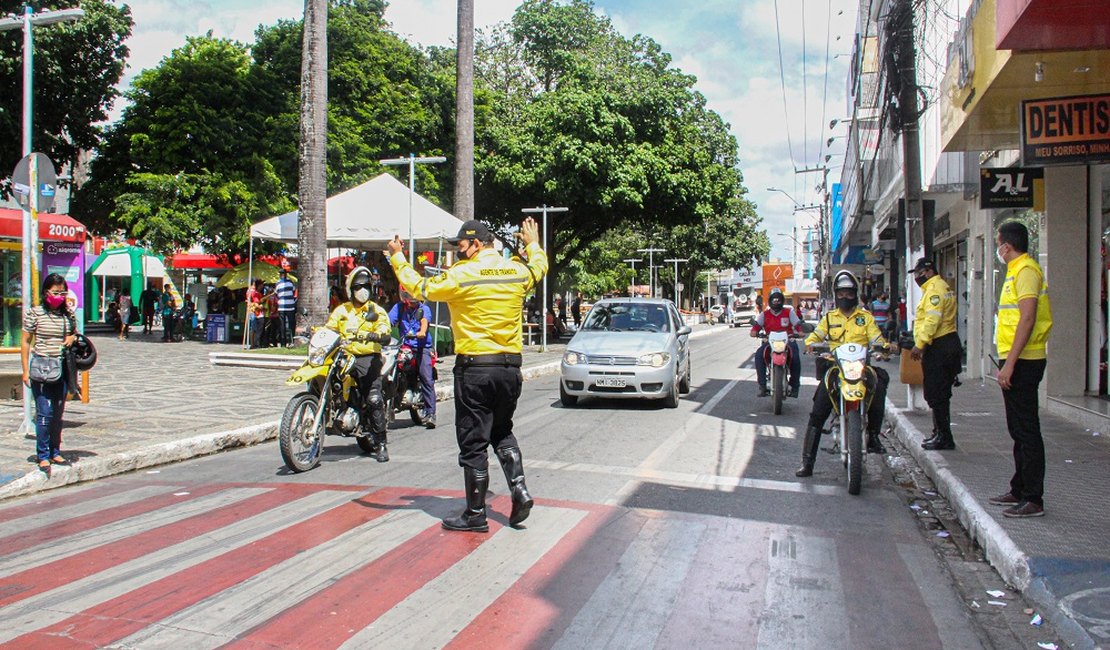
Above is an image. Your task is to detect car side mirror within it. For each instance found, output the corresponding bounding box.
[800,322,816,334]
[677,325,692,336]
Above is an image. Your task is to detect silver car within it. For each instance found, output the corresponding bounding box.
[559,298,692,407]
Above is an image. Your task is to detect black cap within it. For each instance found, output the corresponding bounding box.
[447,220,491,244]
[911,257,936,273]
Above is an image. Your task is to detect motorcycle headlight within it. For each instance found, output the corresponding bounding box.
[637,352,670,368]
[841,359,865,382]
[563,351,584,366]
[771,340,787,353]
[307,345,329,366]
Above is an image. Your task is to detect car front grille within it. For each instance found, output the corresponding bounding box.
[586,355,637,366]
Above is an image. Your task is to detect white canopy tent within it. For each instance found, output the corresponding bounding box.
[250,173,463,249]
[90,252,166,278]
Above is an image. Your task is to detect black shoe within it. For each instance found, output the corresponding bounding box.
[375,444,389,462]
[922,436,955,451]
[423,413,436,429]
[794,463,814,477]
[442,468,489,532]
[758,386,770,397]
[788,386,799,398]
[867,432,886,454]
[496,447,534,527]
[921,433,940,446]
[1002,501,1044,518]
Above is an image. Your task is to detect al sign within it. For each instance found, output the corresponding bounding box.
[1020,93,1110,166]
[980,168,1043,209]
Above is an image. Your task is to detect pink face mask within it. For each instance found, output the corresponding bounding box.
[44,294,66,309]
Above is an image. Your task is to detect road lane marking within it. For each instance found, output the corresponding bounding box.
[755,532,850,650]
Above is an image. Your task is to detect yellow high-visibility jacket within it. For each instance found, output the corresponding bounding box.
[325,300,392,356]
[805,306,887,351]
[913,274,957,349]
[997,253,1052,360]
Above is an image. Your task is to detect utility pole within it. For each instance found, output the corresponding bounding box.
[637,248,665,298]
[522,205,568,352]
[664,258,688,308]
[622,258,642,295]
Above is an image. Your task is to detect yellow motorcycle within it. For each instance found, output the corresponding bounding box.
[279,328,379,472]
[812,342,885,495]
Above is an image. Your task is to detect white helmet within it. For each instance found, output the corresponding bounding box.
[346,266,373,304]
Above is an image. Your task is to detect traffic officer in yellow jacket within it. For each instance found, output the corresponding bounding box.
[325,266,393,462]
[388,218,548,532]
[797,270,890,477]
[990,221,1052,518]
[908,257,962,450]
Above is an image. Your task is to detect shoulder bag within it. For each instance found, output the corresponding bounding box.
[28,311,68,384]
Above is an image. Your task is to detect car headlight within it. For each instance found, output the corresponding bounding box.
[840,359,865,382]
[563,351,584,366]
[637,352,670,368]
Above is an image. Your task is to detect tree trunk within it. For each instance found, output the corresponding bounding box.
[297,0,329,331]
[454,0,475,221]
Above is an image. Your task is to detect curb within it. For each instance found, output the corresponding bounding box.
[885,400,1097,650]
[1,325,728,502]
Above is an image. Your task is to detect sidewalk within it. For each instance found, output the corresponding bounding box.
[884,370,1110,650]
[0,331,567,500]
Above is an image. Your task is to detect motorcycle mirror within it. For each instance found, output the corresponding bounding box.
[747,317,758,327]
[366,310,379,322]
[800,322,816,334]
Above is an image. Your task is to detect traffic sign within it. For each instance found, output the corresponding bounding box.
[12,152,58,212]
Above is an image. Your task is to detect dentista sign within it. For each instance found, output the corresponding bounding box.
[1020,93,1110,166]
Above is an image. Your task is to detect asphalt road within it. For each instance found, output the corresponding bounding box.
[0,328,1018,648]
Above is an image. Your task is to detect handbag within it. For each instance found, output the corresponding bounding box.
[27,310,70,384]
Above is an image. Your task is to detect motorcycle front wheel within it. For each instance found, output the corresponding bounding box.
[771,365,785,415]
[845,409,863,495]
[279,392,325,473]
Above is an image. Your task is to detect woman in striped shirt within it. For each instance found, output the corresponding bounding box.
[20,273,76,472]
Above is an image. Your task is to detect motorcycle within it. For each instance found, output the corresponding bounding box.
[810,341,883,495]
[382,342,437,426]
[278,328,381,472]
[757,330,800,415]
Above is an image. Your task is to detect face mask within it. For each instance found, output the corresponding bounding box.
[836,295,858,311]
[353,288,370,304]
[995,245,1007,265]
[914,273,927,287]
[44,294,66,309]
[457,244,472,261]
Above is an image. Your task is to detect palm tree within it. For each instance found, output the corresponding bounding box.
[297,0,329,330]
[454,0,475,220]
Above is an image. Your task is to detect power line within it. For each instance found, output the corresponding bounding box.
[801,0,809,169]
[773,0,797,171]
[817,0,833,203]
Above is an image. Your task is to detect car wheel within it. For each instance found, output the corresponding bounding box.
[678,359,691,394]
[560,382,578,407]
[663,370,680,408]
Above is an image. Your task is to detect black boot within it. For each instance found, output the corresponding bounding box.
[922,403,955,450]
[921,410,940,446]
[758,385,771,397]
[795,426,821,477]
[496,447,534,527]
[375,432,389,462]
[442,468,489,532]
[867,430,886,454]
[367,404,389,462]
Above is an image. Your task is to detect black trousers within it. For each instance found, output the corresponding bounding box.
[1002,358,1046,505]
[922,332,961,409]
[453,363,523,471]
[809,356,889,435]
[351,354,385,433]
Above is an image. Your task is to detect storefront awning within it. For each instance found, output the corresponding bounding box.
[169,253,233,270]
[0,208,86,243]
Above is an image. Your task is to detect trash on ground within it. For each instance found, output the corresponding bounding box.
[145,470,160,474]
[1024,608,1035,615]
[1037,643,1059,650]
[971,600,980,608]
[1065,459,1073,463]
[987,600,1007,607]
[936,531,950,538]
[1094,431,1102,437]
[910,504,922,510]
[173,492,190,496]
[987,589,1007,598]
[1031,613,1043,626]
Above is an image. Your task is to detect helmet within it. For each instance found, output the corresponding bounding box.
[832,271,860,311]
[70,333,98,371]
[768,288,785,312]
[346,266,372,298]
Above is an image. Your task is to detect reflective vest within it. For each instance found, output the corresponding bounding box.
[997,254,1052,359]
[391,243,548,355]
[805,306,887,352]
[913,274,957,349]
[325,300,392,356]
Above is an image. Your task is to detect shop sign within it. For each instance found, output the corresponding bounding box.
[979,168,1043,209]
[1020,93,1110,166]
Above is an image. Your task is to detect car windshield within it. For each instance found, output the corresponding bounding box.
[582,303,671,332]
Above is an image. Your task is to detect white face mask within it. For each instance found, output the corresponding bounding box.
[353,288,370,304]
[995,245,1007,266]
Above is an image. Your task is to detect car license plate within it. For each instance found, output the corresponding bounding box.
[595,378,627,388]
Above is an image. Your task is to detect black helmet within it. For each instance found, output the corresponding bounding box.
[70,334,98,371]
[768,288,785,312]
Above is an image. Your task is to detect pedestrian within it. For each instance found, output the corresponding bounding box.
[181,294,196,340]
[990,221,1053,518]
[328,285,342,311]
[870,291,891,335]
[797,271,890,477]
[388,290,436,428]
[246,279,264,349]
[139,282,159,334]
[388,217,547,532]
[326,267,393,461]
[160,285,176,342]
[118,290,132,340]
[557,296,567,329]
[908,258,962,451]
[21,273,77,472]
[572,291,583,329]
[264,286,280,347]
[275,270,297,346]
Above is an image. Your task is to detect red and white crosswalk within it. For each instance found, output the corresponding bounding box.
[0,480,962,649]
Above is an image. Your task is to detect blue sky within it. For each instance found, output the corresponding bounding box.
[120,0,860,263]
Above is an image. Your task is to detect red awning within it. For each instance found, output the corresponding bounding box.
[0,208,87,243]
[169,253,233,270]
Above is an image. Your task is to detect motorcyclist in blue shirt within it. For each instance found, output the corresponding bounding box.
[388,290,436,428]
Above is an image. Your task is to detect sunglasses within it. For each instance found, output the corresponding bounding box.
[46,289,67,296]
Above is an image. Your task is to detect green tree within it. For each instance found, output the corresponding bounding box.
[0,0,132,179]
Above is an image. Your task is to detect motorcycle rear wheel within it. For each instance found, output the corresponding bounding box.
[280,392,325,473]
[845,409,863,495]
[771,365,784,415]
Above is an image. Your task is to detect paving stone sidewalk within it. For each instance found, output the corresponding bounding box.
[0,329,568,499]
[884,369,1110,650]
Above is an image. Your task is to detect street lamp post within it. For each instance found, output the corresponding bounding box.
[380,154,447,255]
[522,205,568,352]
[636,247,665,298]
[0,5,84,433]
[663,258,688,308]
[622,258,641,295]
